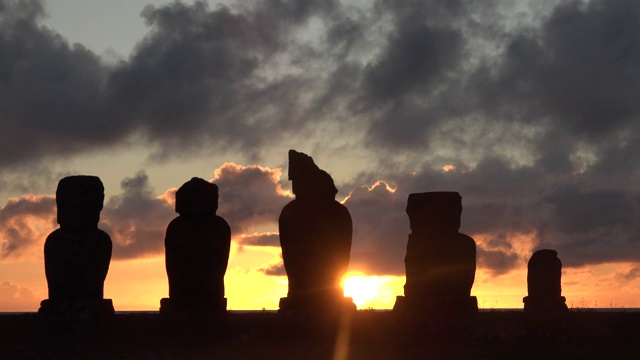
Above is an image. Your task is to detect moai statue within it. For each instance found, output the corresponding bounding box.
[39,176,114,317]
[278,150,355,316]
[523,249,568,314]
[394,192,477,319]
[160,177,231,317]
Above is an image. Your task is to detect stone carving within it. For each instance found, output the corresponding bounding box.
[278,150,355,315]
[394,192,477,318]
[160,177,231,316]
[523,249,568,314]
[39,175,114,317]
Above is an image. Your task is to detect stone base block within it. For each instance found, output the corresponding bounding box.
[523,296,568,314]
[393,295,478,317]
[278,296,356,317]
[38,298,114,318]
[160,297,227,317]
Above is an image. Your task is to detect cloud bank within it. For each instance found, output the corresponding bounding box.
[1,0,640,278]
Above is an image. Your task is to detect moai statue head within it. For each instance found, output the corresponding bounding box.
[527,249,563,299]
[288,150,338,202]
[56,175,105,230]
[406,192,462,234]
[175,177,219,216]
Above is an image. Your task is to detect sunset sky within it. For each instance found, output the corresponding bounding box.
[2,0,640,311]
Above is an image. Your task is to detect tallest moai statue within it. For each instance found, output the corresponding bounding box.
[278,150,355,316]
[39,175,114,317]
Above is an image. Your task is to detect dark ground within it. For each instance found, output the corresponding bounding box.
[1,310,639,359]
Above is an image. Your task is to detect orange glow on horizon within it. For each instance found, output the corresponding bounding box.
[342,274,400,309]
[443,164,456,172]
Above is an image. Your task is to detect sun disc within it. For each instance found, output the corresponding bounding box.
[342,275,390,308]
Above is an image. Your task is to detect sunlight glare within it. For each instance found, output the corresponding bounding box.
[342,275,392,309]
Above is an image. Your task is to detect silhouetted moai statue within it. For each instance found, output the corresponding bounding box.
[39,175,114,318]
[160,177,231,317]
[394,192,477,324]
[278,150,355,317]
[523,249,568,314]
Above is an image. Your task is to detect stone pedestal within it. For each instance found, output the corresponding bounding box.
[160,297,227,317]
[278,296,356,315]
[523,295,568,313]
[393,295,478,317]
[38,298,114,318]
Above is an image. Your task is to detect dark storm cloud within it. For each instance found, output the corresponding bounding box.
[0,0,113,167]
[2,0,640,278]
[0,0,346,166]
[360,1,467,149]
[471,0,640,148]
[3,0,638,162]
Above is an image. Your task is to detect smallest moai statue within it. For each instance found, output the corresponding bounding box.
[39,175,114,318]
[160,177,231,317]
[523,249,568,314]
[394,192,477,322]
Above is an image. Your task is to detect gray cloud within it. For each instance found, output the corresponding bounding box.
[101,171,174,259]
[0,0,349,166]
[214,163,291,235]
[1,0,640,278]
[0,0,113,167]
[615,266,640,282]
[342,153,640,275]
[239,233,280,247]
[0,157,639,277]
[2,0,639,165]
[0,194,55,259]
[261,260,286,277]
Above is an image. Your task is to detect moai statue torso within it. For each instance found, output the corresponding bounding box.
[523,249,568,314]
[278,150,353,310]
[397,192,476,313]
[41,175,113,316]
[162,177,231,315]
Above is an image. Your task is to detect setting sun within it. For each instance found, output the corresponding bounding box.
[342,274,400,309]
